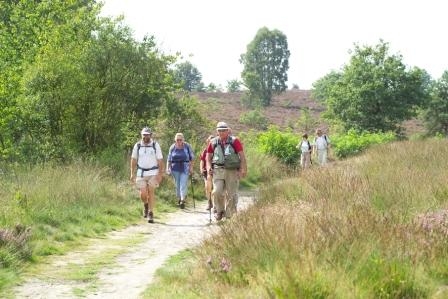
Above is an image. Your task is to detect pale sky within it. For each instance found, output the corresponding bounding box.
[100,0,447,90]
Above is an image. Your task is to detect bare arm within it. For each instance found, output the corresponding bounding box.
[206,152,213,176]
[130,158,137,182]
[238,151,247,178]
[157,159,165,183]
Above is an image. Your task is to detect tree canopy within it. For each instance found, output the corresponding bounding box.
[173,61,203,92]
[313,40,431,133]
[240,27,290,106]
[0,0,204,163]
[423,71,448,136]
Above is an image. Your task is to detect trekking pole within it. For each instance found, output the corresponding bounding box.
[191,175,195,210]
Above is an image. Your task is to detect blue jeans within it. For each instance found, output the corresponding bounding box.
[171,171,189,200]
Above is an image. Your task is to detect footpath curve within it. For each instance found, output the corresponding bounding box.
[13,195,254,299]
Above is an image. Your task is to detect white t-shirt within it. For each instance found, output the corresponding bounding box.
[314,135,330,150]
[131,140,163,176]
[300,140,311,153]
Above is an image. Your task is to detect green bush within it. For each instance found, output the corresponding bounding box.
[239,110,268,130]
[332,129,396,158]
[256,126,300,165]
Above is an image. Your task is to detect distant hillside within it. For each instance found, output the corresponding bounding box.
[191,89,325,134]
[191,90,425,136]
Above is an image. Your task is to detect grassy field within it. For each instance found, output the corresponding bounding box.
[0,140,270,294]
[0,160,183,292]
[144,138,448,298]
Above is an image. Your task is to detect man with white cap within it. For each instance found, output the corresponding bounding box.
[206,121,247,220]
[130,127,164,223]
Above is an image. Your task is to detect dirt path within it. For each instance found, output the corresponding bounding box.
[13,195,254,299]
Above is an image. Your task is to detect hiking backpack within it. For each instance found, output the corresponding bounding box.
[211,136,241,169]
[136,141,159,177]
[168,142,193,163]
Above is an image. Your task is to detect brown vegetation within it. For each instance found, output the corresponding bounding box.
[191,89,324,134]
[191,89,425,136]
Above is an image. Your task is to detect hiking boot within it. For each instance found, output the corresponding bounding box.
[143,203,149,218]
[215,211,224,221]
[147,211,154,223]
[179,200,185,209]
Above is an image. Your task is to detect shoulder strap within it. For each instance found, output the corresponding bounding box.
[137,141,157,156]
[185,143,192,161]
[226,136,236,150]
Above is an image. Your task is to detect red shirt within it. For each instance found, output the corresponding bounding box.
[206,136,243,153]
[200,148,207,172]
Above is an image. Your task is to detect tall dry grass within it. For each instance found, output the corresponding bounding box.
[148,138,448,298]
[0,161,141,291]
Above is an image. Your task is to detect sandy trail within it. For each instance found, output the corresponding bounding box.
[13,196,253,299]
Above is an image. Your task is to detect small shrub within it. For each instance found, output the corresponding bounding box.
[239,110,268,130]
[256,126,300,165]
[332,129,396,158]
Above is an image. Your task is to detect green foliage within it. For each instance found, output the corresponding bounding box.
[0,0,100,161]
[4,4,177,162]
[158,94,210,148]
[239,110,268,130]
[205,82,222,92]
[331,129,396,158]
[423,70,448,136]
[240,27,290,106]
[173,61,203,92]
[313,40,431,133]
[226,79,242,92]
[256,126,300,165]
[295,107,318,133]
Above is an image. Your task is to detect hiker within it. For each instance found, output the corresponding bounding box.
[166,133,195,209]
[296,133,312,169]
[206,122,247,221]
[130,127,164,223]
[313,128,330,166]
[200,135,214,211]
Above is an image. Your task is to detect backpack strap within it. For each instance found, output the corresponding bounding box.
[168,143,192,163]
[136,141,159,177]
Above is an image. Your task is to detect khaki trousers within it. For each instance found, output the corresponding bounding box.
[212,168,239,218]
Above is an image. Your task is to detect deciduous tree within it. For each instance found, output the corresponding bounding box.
[173,61,203,91]
[423,71,448,136]
[240,27,290,106]
[313,40,431,133]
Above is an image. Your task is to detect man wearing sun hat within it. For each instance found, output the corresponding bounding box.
[206,121,247,221]
[130,127,164,223]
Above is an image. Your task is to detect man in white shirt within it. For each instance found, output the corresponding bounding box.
[130,127,164,223]
[313,128,330,166]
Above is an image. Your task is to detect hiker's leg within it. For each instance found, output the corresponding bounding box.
[206,174,213,202]
[304,152,311,168]
[206,175,213,197]
[224,169,239,218]
[321,150,328,165]
[179,172,189,201]
[171,171,181,199]
[317,150,325,165]
[212,169,225,213]
[146,176,159,212]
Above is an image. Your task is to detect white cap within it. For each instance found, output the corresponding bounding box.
[216,121,229,129]
[141,127,152,135]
